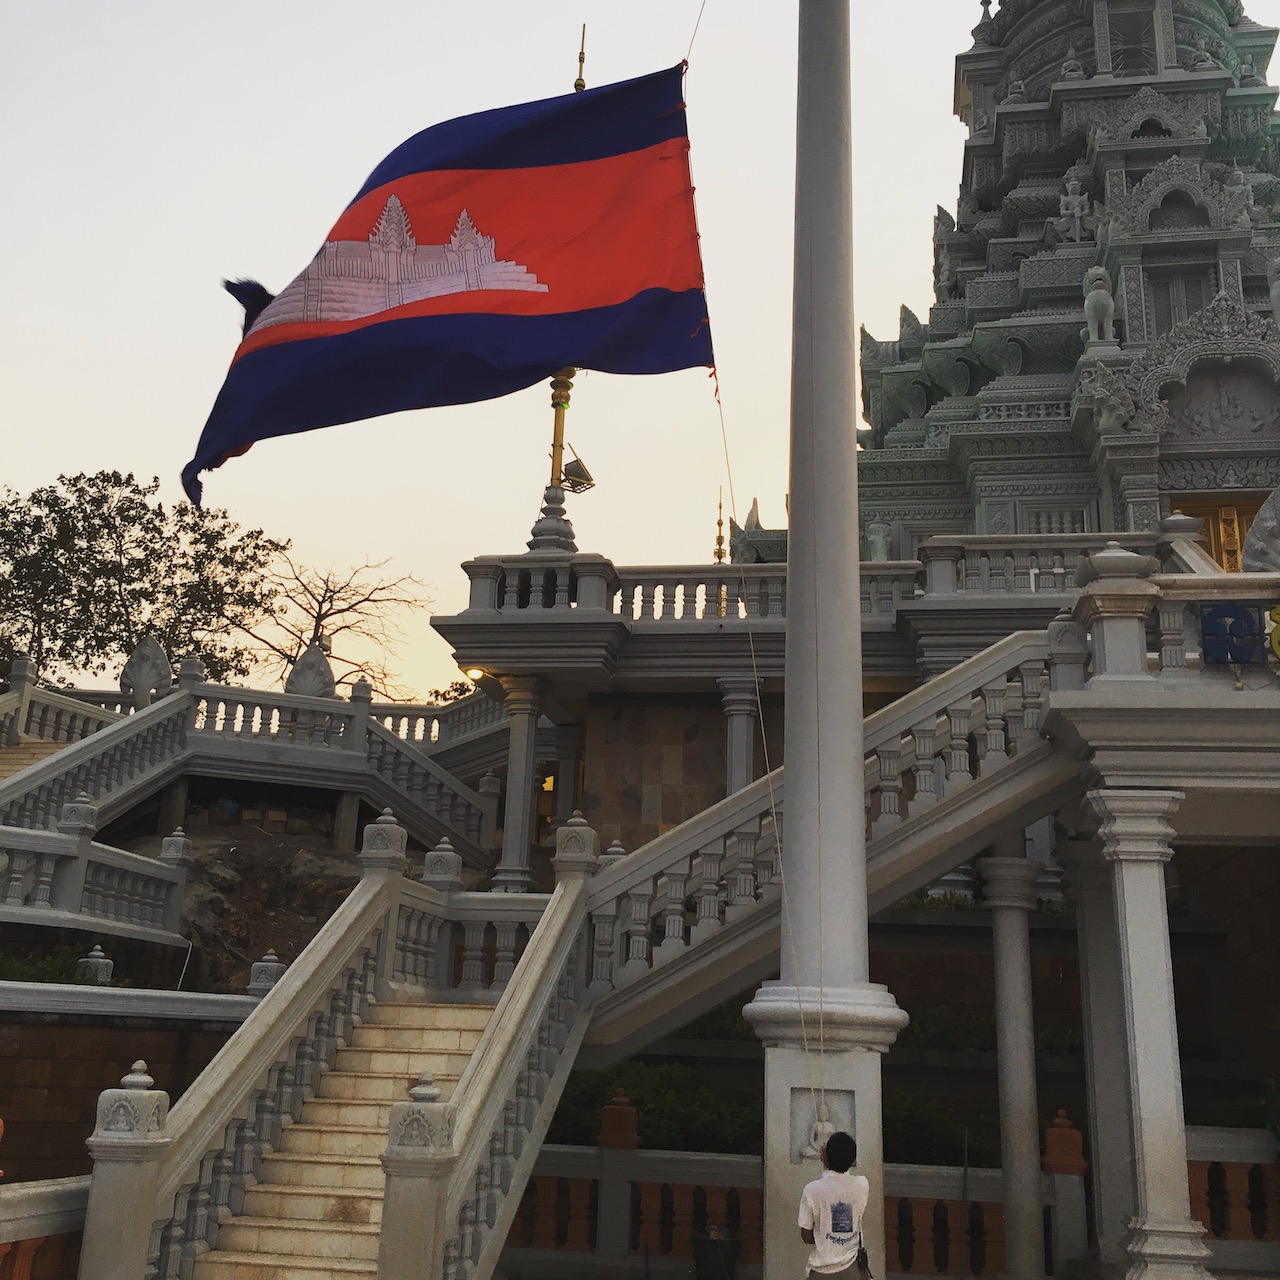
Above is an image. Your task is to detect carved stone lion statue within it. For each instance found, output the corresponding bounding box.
[1083,266,1116,344]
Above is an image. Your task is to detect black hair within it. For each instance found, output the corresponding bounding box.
[825,1131,857,1172]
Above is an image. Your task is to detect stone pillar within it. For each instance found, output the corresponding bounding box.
[1087,788,1211,1280]
[549,727,583,833]
[492,676,543,893]
[1058,823,1137,1269]
[358,809,409,999]
[79,1062,171,1280]
[5,653,35,744]
[333,791,362,854]
[596,1090,640,1259]
[743,4,906,1276]
[1074,544,1159,683]
[346,676,373,752]
[977,843,1045,1280]
[156,777,188,835]
[718,676,761,795]
[158,827,194,933]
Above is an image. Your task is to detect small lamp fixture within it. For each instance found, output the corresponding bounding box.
[464,668,485,681]
[561,445,595,494]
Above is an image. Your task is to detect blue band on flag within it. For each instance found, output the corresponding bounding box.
[351,66,687,203]
[182,286,710,504]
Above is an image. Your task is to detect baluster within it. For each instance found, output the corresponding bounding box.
[885,1197,907,1274]
[459,920,487,989]
[941,1198,966,1275]
[738,1186,763,1263]
[640,578,657,620]
[692,840,725,941]
[980,1202,1004,1276]
[754,821,776,894]
[493,920,520,988]
[982,680,1009,765]
[565,1177,593,1251]
[705,1184,730,1239]
[421,915,443,987]
[554,567,571,609]
[654,857,691,963]
[636,1182,663,1253]
[911,718,938,813]
[458,1196,478,1266]
[945,700,973,787]
[1225,1162,1253,1240]
[443,1238,461,1280]
[725,825,758,917]
[1261,1163,1280,1241]
[872,742,904,836]
[670,1183,696,1257]
[909,1198,936,1274]
[1158,600,1191,675]
[589,897,621,992]
[3,851,32,904]
[1188,1161,1213,1233]
[617,882,655,983]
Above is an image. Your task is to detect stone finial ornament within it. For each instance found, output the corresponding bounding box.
[91,1061,169,1139]
[285,642,337,698]
[1082,267,1116,345]
[120,635,174,710]
[176,654,208,689]
[527,484,578,554]
[159,828,194,866]
[58,793,99,839]
[247,949,288,998]
[76,944,114,985]
[358,808,409,878]
[420,836,464,891]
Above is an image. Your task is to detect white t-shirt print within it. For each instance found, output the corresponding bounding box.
[799,1170,870,1274]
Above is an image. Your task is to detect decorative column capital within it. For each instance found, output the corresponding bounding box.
[383,1084,458,1178]
[1087,788,1182,864]
[58,793,99,839]
[717,675,762,716]
[976,856,1041,912]
[498,674,544,717]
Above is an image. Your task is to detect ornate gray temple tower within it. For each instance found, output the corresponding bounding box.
[858,0,1280,572]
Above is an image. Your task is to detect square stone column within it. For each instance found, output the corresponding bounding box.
[492,675,543,892]
[1087,788,1211,1280]
[1057,821,1137,1269]
[977,846,1045,1280]
[718,676,762,796]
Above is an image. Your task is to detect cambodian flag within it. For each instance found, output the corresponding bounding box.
[182,65,712,503]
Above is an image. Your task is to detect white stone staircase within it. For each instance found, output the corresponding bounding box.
[193,1000,492,1280]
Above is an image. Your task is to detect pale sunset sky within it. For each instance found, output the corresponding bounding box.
[5,2,1277,695]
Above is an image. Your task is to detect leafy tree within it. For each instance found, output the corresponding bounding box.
[0,471,285,683]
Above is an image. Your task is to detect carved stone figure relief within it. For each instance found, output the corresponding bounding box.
[1164,366,1280,442]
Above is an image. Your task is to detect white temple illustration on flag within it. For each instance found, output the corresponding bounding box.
[253,195,548,330]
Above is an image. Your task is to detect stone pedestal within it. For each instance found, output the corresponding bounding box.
[1087,788,1211,1280]
[79,1062,171,1280]
[977,849,1045,1280]
[1059,825,1137,1269]
[747,990,906,1279]
[493,676,543,892]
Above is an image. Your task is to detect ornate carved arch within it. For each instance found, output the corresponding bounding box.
[1108,156,1250,235]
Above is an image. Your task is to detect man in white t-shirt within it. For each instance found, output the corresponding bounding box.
[798,1131,870,1277]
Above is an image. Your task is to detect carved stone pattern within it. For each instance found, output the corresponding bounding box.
[120,636,174,709]
[1002,119,1060,174]
[967,273,1021,309]
[1020,253,1092,289]
[1166,368,1280,441]
[391,1106,453,1150]
[978,402,1071,420]
[285,643,337,699]
[1060,86,1219,145]
[96,1090,168,1135]
[1160,457,1280,490]
[364,823,409,856]
[1107,156,1248,236]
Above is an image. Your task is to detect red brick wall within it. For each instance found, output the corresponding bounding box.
[0,1018,235,1183]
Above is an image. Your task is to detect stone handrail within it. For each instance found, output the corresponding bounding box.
[917,533,1162,596]
[372,691,508,747]
[585,629,1055,990]
[0,694,191,830]
[189,682,363,749]
[147,874,390,1266]
[0,692,19,745]
[446,879,589,1219]
[0,824,188,940]
[365,721,495,855]
[6,685,121,745]
[0,1175,89,1242]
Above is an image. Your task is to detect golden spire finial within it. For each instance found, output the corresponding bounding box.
[575,24,587,92]
[714,488,726,563]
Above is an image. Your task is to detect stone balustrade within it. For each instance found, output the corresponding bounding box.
[0,1175,88,1278]
[501,1144,1088,1277]
[189,682,364,748]
[372,691,509,747]
[584,629,1053,995]
[0,809,189,942]
[1186,1126,1280,1248]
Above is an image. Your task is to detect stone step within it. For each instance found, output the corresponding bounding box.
[193,1250,375,1280]
[300,1096,396,1129]
[257,1152,385,1190]
[334,1047,473,1076]
[278,1123,386,1159]
[317,1069,460,1103]
[240,1183,383,1226]
[364,1001,492,1030]
[216,1216,381,1262]
[348,1023,482,1052]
